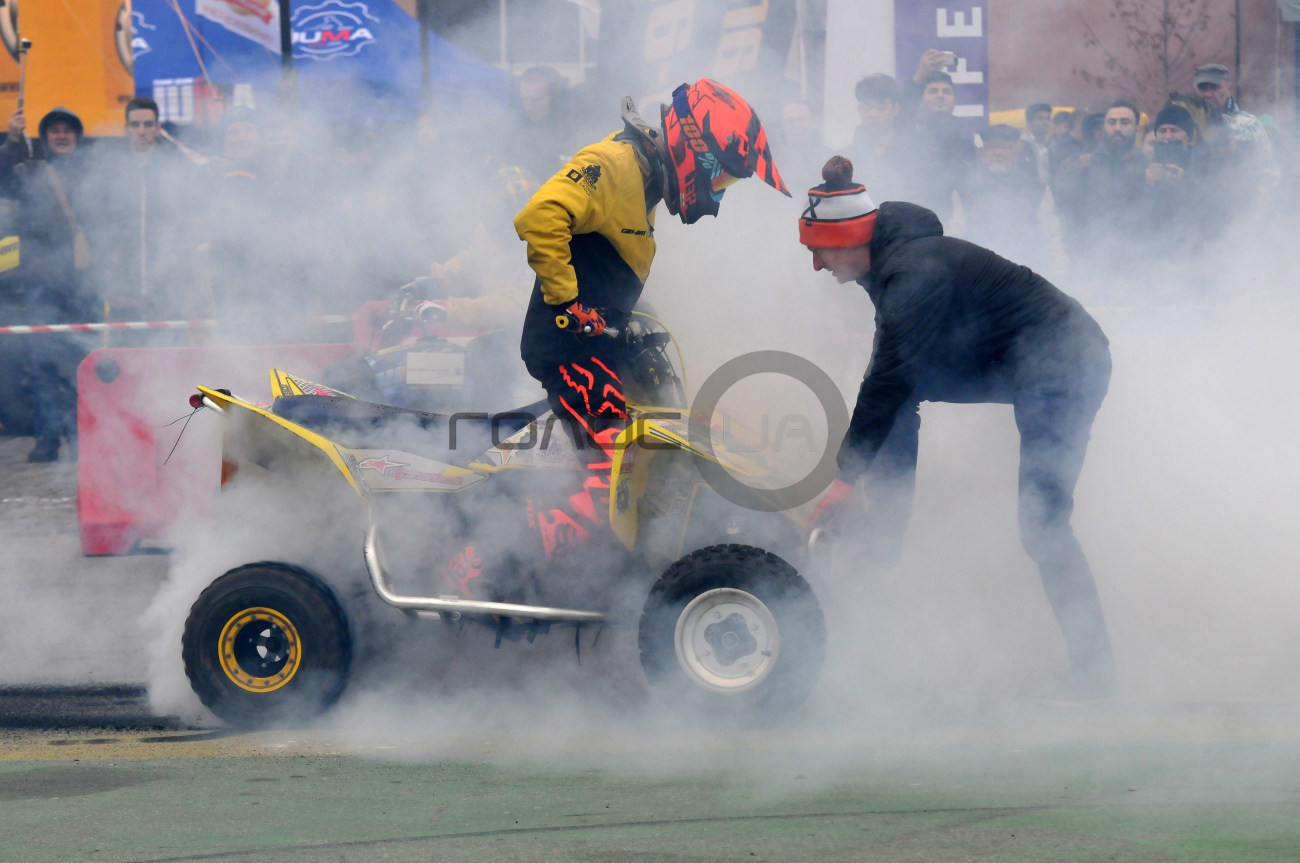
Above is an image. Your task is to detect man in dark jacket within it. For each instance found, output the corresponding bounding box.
[905,70,975,221]
[90,97,200,338]
[802,155,1115,698]
[1053,99,1149,275]
[12,108,99,461]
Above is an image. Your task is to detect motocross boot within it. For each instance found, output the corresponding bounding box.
[533,425,620,560]
[27,436,60,463]
[441,544,487,598]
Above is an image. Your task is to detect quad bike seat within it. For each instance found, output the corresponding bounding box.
[271,395,549,466]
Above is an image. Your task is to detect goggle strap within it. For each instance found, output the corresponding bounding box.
[671,84,693,131]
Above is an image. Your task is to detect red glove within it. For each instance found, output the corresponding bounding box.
[556,302,607,336]
[808,478,855,532]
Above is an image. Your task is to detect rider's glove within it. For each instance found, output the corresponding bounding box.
[808,477,855,533]
[556,302,607,336]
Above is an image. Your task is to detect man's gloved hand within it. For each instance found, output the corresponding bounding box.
[555,302,607,336]
[808,478,856,533]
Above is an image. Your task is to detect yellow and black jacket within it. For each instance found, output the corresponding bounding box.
[514,134,657,370]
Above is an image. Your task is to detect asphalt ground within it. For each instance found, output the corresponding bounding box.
[4,422,1300,862]
[4,697,1300,863]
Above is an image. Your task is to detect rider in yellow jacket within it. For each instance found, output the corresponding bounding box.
[515,77,787,439]
[511,77,789,555]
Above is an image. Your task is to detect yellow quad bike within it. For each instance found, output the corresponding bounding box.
[181,314,825,728]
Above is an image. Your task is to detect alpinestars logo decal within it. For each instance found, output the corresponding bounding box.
[358,456,466,485]
[359,456,405,474]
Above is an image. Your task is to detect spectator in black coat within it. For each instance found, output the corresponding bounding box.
[906,71,975,221]
[499,66,580,186]
[90,97,202,337]
[845,74,911,204]
[1142,103,1209,258]
[1054,100,1149,275]
[801,156,1116,699]
[12,107,99,461]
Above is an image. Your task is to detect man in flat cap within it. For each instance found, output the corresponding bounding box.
[1193,63,1279,201]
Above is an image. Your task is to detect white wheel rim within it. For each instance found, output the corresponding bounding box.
[673,588,780,694]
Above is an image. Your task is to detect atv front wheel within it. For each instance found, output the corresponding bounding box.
[182,563,352,728]
[638,544,825,721]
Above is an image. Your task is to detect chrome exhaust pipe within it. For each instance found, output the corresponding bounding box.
[363,521,606,623]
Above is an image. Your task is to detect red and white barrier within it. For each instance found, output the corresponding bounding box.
[0,315,351,336]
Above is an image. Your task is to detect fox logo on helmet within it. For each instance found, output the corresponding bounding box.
[659,78,790,225]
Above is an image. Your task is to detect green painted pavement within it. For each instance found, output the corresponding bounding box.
[4,742,1300,862]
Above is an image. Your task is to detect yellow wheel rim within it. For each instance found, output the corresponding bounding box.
[217,607,302,693]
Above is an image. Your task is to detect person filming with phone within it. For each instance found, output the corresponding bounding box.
[1143,103,1207,257]
[1144,104,1199,190]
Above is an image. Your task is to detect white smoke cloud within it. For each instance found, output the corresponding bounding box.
[115,3,1300,787]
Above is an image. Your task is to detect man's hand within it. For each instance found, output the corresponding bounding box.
[1145,162,1185,187]
[556,302,606,336]
[913,48,953,83]
[808,478,856,533]
[7,110,25,144]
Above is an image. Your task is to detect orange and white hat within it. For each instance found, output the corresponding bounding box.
[798,156,878,248]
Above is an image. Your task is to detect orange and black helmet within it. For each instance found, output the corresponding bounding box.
[658,79,790,224]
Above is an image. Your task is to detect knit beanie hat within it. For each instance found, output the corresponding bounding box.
[1153,104,1196,139]
[798,156,878,248]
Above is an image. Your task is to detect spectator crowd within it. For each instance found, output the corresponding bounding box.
[0,68,577,461]
[0,58,1291,462]
[830,58,1284,286]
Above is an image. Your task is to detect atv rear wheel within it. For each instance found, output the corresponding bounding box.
[638,544,825,721]
[182,563,352,728]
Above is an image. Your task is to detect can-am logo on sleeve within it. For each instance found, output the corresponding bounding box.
[292,1,379,60]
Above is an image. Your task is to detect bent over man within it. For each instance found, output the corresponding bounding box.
[513,78,788,554]
[803,155,1115,698]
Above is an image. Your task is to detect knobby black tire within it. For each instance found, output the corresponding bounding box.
[638,544,825,723]
[182,562,352,728]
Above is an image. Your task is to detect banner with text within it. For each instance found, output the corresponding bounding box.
[894,1,988,132]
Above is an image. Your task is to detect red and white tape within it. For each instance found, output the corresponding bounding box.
[0,315,351,335]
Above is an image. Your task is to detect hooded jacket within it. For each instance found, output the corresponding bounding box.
[840,201,1108,482]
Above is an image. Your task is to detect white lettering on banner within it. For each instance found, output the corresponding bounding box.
[954,104,985,118]
[950,57,983,84]
[936,7,983,38]
[153,78,195,124]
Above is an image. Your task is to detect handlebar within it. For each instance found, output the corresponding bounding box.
[554,311,619,339]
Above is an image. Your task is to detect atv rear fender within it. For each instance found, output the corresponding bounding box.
[609,413,774,555]
[196,385,371,501]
